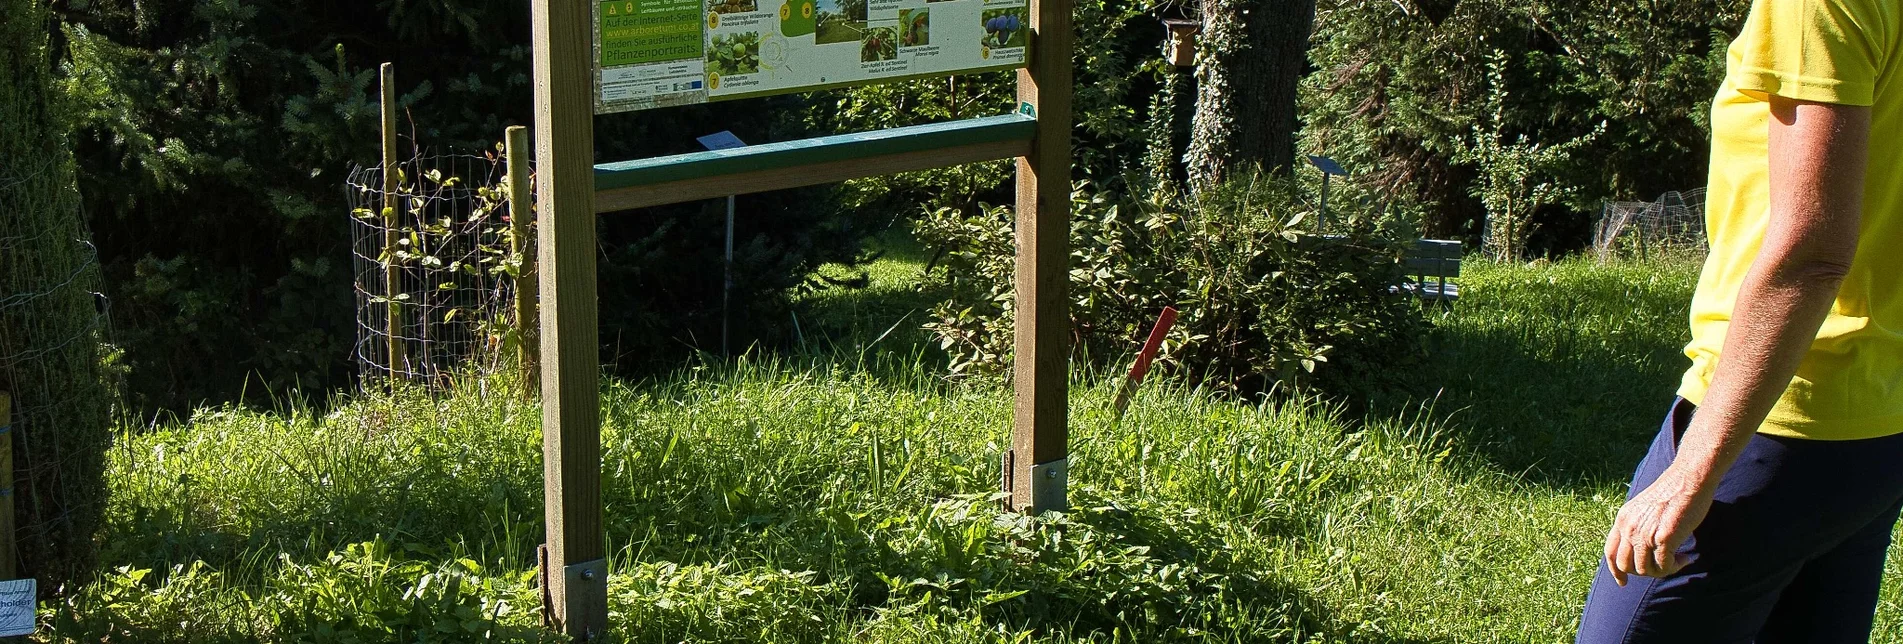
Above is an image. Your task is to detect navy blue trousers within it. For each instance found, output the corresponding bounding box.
[1577,398,1903,643]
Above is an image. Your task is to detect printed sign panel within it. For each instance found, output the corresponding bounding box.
[0,578,34,637]
[594,0,1028,113]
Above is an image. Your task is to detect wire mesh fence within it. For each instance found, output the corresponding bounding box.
[1594,188,1707,262]
[0,150,118,585]
[347,148,529,388]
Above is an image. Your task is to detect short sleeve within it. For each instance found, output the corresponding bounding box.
[1731,0,1889,106]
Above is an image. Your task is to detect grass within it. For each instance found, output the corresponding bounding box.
[48,250,1903,641]
[816,19,865,45]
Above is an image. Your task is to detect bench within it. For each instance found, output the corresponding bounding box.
[1403,239,1462,305]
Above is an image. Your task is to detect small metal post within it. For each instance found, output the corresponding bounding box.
[694,132,748,358]
[1319,172,1331,229]
[1306,155,1347,231]
[724,195,735,357]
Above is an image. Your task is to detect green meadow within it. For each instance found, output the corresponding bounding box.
[58,253,1903,642]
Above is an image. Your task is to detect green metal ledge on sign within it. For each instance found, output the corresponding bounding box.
[594,113,1037,192]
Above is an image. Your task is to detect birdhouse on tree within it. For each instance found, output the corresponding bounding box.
[1162,19,1200,67]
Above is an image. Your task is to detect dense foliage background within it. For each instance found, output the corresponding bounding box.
[1301,0,1749,249]
[38,0,1749,409]
[46,0,1161,411]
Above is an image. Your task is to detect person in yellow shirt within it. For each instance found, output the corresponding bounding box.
[1576,0,1901,641]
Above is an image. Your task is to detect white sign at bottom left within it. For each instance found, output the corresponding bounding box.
[0,578,35,637]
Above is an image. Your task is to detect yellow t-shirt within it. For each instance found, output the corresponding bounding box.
[1681,0,1903,440]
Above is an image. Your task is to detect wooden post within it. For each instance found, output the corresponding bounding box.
[381,63,405,380]
[0,392,13,580]
[531,0,608,637]
[506,125,540,396]
[1006,0,1073,513]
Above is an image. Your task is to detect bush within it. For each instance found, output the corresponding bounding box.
[916,176,1429,395]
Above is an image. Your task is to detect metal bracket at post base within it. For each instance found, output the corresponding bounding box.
[1001,452,1068,514]
[538,551,608,640]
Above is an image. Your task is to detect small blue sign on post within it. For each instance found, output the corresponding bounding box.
[1306,155,1349,228]
[700,131,748,356]
[1307,155,1348,176]
[697,131,747,152]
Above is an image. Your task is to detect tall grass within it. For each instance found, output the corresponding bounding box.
[68,362,1597,642]
[59,253,1903,643]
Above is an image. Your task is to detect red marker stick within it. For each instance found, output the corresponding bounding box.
[1112,306,1179,421]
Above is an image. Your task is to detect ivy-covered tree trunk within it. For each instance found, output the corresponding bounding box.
[1185,0,1316,191]
[0,0,114,590]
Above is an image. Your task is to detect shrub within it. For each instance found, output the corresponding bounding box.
[916,176,1430,395]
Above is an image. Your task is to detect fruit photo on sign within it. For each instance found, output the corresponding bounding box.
[980,8,1025,48]
[708,0,757,14]
[860,25,897,61]
[708,31,762,75]
[898,9,928,47]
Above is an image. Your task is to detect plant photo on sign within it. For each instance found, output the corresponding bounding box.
[899,9,929,47]
[981,8,1026,49]
[815,0,868,44]
[860,26,898,61]
[709,0,758,15]
[708,32,763,76]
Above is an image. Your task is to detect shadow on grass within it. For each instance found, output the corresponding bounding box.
[1365,259,1697,491]
[1021,500,1455,643]
[783,236,958,388]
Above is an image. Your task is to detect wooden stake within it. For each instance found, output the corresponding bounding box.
[381,63,404,380]
[0,392,13,580]
[506,125,540,396]
[1111,306,1178,423]
[1007,0,1074,514]
[531,0,608,636]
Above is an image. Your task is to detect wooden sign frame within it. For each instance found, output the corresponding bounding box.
[530,0,1072,635]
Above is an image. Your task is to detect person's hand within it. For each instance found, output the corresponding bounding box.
[1603,464,1715,586]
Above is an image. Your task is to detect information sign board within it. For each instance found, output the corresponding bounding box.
[0,578,33,637]
[594,0,1029,113]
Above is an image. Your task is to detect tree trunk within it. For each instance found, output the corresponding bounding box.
[0,0,114,590]
[1185,0,1317,192]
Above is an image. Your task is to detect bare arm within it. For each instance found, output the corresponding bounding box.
[1605,96,1871,585]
